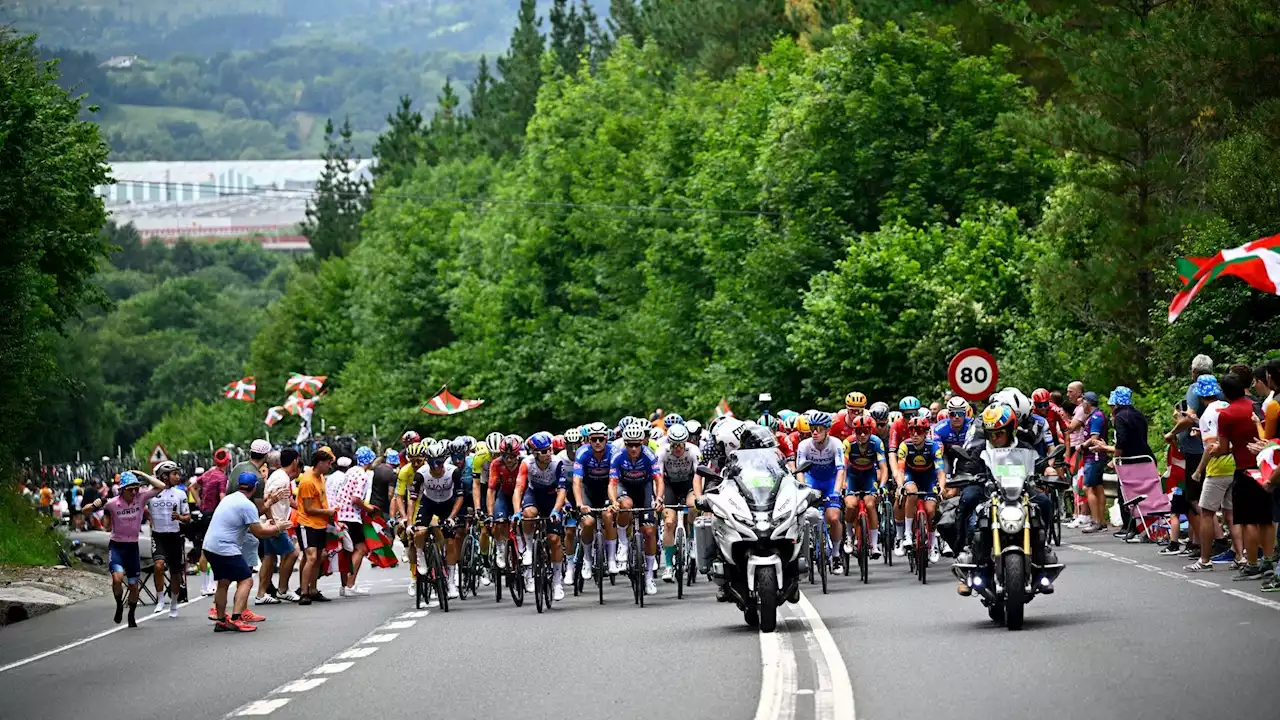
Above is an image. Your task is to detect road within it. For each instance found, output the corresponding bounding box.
[2,528,1278,720]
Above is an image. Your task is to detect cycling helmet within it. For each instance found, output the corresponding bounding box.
[423,437,437,447]
[551,435,566,452]
[425,441,450,460]
[1031,388,1051,405]
[869,402,889,423]
[664,413,685,428]
[852,415,876,432]
[649,426,665,442]
[685,419,702,435]
[945,395,971,419]
[485,432,505,453]
[937,409,951,421]
[401,430,421,446]
[758,414,780,432]
[917,408,934,421]
[584,421,609,438]
[907,415,931,431]
[154,460,180,477]
[406,442,426,459]
[899,396,921,411]
[845,391,867,410]
[738,424,779,450]
[498,435,522,456]
[808,411,833,429]
[621,424,648,442]
[887,410,903,424]
[564,427,583,444]
[618,416,636,431]
[994,388,1032,423]
[528,431,554,452]
[777,409,798,422]
[982,403,1016,435]
[778,415,794,431]
[73,477,83,486]
[448,439,468,459]
[794,415,812,433]
[667,424,690,444]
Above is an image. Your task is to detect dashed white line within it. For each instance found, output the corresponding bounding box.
[277,678,327,693]
[309,662,355,675]
[1068,544,1091,552]
[1136,564,1160,572]
[380,620,416,629]
[1113,556,1138,564]
[1188,579,1220,588]
[361,633,399,643]
[235,699,291,716]
[398,610,430,618]
[1094,551,1115,558]
[334,646,379,660]
[1159,571,1188,580]
[1222,589,1280,611]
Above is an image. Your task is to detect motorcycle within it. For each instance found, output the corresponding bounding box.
[948,444,1065,630]
[695,452,820,632]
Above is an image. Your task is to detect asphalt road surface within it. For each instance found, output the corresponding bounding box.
[3,529,1278,720]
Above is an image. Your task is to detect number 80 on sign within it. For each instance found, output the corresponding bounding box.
[947,348,999,402]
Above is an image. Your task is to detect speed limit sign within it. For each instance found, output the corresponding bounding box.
[948,348,999,402]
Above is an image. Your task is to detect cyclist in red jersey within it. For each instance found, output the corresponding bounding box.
[830,392,867,442]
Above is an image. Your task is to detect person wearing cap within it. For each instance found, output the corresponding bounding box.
[202,471,292,632]
[1079,392,1111,533]
[227,439,273,590]
[1086,387,1152,537]
[370,450,399,518]
[256,449,303,604]
[193,449,233,594]
[1181,375,1242,570]
[81,470,167,627]
[1210,372,1274,580]
[296,447,337,605]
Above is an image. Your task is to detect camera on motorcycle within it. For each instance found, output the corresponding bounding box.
[696,465,724,482]
[794,460,812,475]
[758,392,772,403]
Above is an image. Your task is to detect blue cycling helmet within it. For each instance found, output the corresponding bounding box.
[664,413,685,428]
[777,409,798,422]
[528,431,555,452]
[356,446,376,466]
[385,449,401,465]
[118,471,140,489]
[809,411,833,428]
[899,396,921,411]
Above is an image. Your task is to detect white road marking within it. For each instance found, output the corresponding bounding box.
[334,646,379,660]
[795,593,856,720]
[361,633,399,643]
[1159,571,1188,580]
[0,597,200,675]
[1094,551,1115,558]
[380,620,416,629]
[1222,589,1280,611]
[309,662,355,675]
[1113,557,1138,564]
[753,616,796,720]
[235,699,290,716]
[1136,564,1160,571]
[1188,579,1220,588]
[1068,544,1091,552]
[276,678,327,693]
[397,610,430,618]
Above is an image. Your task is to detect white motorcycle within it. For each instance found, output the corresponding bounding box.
[696,450,819,632]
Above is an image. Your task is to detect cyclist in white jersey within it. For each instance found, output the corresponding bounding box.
[658,424,702,582]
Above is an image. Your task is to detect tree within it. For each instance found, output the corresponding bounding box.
[550,0,588,75]
[608,0,645,46]
[371,95,426,189]
[492,0,546,155]
[0,28,111,474]
[301,117,370,259]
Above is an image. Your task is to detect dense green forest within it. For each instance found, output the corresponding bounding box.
[6,1,608,159]
[7,0,1280,464]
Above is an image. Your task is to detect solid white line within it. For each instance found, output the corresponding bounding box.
[1221,589,1280,611]
[0,597,200,675]
[276,678,327,693]
[334,646,379,659]
[235,699,290,716]
[796,592,856,720]
[753,616,796,720]
[360,633,399,643]
[380,620,416,629]
[308,662,354,675]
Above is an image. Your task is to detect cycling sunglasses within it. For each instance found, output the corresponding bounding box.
[589,436,608,443]
[427,458,445,466]
[534,448,552,455]
[624,442,644,449]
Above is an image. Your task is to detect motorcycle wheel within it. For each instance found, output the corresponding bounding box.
[757,565,779,633]
[1003,557,1026,630]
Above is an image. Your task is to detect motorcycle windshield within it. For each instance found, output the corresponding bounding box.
[731,449,784,511]
[983,446,1038,498]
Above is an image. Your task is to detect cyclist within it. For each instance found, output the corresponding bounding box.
[933,396,974,470]
[869,403,891,446]
[610,423,664,596]
[81,470,167,627]
[796,411,847,574]
[411,441,465,600]
[830,392,867,441]
[773,416,798,472]
[842,415,887,560]
[658,423,702,583]
[894,415,947,562]
[1033,388,1072,449]
[788,414,813,461]
[685,419,704,448]
[515,432,569,599]
[469,438,496,585]
[648,425,666,452]
[891,396,920,452]
[147,461,190,617]
[486,435,524,572]
[573,421,617,579]
[392,430,422,526]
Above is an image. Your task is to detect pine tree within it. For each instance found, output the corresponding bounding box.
[426,79,466,164]
[371,95,426,189]
[608,0,645,46]
[301,118,369,260]
[492,0,545,156]
[550,0,588,75]
[580,0,611,70]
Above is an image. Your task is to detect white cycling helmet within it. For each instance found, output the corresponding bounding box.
[994,388,1032,423]
[564,427,582,444]
[485,432,504,453]
[685,419,702,434]
[667,424,690,444]
[621,424,648,442]
[649,426,665,442]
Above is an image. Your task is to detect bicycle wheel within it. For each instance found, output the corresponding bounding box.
[632,535,645,607]
[840,523,853,578]
[818,526,829,595]
[674,529,685,599]
[1051,494,1063,547]
[573,542,585,597]
[916,514,928,586]
[882,504,895,566]
[428,543,449,612]
[508,542,525,607]
[493,543,504,603]
[543,540,554,610]
[805,525,816,584]
[596,535,606,605]
[458,539,472,601]
[859,512,870,584]
[534,537,545,614]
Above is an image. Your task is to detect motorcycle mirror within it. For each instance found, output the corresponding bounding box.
[695,465,723,482]
[794,460,812,475]
[806,488,823,508]
[946,445,973,462]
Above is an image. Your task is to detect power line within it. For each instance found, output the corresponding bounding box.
[108,178,781,218]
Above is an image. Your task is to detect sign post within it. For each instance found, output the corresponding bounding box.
[947,348,999,402]
[148,443,170,467]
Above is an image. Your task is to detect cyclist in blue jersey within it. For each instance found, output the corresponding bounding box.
[572,422,616,578]
[933,396,974,473]
[842,415,888,560]
[609,423,664,596]
[796,411,847,574]
[894,415,947,562]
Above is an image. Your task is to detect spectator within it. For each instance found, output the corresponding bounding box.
[370,450,399,517]
[1089,387,1152,538]
[1256,360,1279,440]
[1064,382,1092,528]
[1184,376,1241,570]
[1212,373,1274,580]
[335,447,378,596]
[1080,392,1112,533]
[38,482,53,515]
[202,471,291,633]
[193,449,232,595]
[256,449,302,605]
[296,447,337,605]
[227,439,272,593]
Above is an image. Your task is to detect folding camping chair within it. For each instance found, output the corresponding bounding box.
[1115,455,1171,543]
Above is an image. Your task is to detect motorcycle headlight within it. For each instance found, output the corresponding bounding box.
[998,505,1026,534]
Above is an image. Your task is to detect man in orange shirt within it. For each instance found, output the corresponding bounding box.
[295,447,336,605]
[38,482,54,515]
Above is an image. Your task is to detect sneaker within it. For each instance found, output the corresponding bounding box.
[1230,559,1245,571]
[941,544,954,559]
[214,619,256,633]
[207,606,224,622]
[495,550,507,570]
[1182,544,1200,557]
[338,586,349,598]
[831,557,843,574]
[564,564,576,586]
[1081,522,1108,534]
[278,591,301,602]
[525,575,535,593]
[1067,517,1086,529]
[406,584,416,597]
[1183,560,1213,572]
[893,539,906,557]
[661,566,675,583]
[1211,549,1236,564]
[298,596,312,606]
[447,583,459,600]
[1261,577,1280,592]
[481,570,493,587]
[310,592,331,602]
[239,609,266,623]
[1158,542,1182,556]
[521,546,533,567]
[254,594,281,605]
[1232,564,1263,581]
[553,584,565,601]
[644,577,658,596]
[1112,529,1129,539]
[581,563,593,581]
[169,606,180,619]
[153,598,167,614]
[871,548,883,560]
[929,543,941,564]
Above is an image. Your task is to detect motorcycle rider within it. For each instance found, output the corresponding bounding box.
[954,403,1057,596]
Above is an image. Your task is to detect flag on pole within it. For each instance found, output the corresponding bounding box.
[1168,233,1280,322]
[361,507,399,568]
[285,373,327,396]
[715,398,734,418]
[222,376,256,401]
[1163,444,1186,494]
[283,392,318,416]
[420,386,484,416]
[264,406,285,427]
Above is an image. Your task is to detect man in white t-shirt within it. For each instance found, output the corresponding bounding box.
[202,472,291,633]
[256,449,302,604]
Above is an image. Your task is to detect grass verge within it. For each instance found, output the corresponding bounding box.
[0,488,60,566]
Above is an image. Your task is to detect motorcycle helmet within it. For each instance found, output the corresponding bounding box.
[982,403,1016,435]
[737,424,779,450]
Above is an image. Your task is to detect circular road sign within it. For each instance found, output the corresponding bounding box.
[948,348,999,402]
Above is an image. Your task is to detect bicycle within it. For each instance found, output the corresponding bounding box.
[413,520,451,612]
[489,516,525,607]
[811,506,833,594]
[877,481,896,566]
[457,513,483,599]
[577,507,616,605]
[900,490,933,585]
[623,505,658,607]
[526,516,557,614]
[1038,475,1071,548]
[846,490,876,584]
[667,504,694,599]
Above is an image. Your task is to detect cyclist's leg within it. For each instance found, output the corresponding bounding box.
[864,493,881,556]
[901,481,919,546]
[617,489,635,561]
[493,493,512,568]
[520,492,539,565]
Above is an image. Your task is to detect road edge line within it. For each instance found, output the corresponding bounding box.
[797,592,856,720]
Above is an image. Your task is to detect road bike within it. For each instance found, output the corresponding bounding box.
[667,503,696,599]
[413,520,450,612]
[900,489,934,585]
[846,490,876,584]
